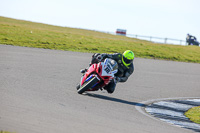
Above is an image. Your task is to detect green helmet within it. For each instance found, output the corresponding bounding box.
[122,50,134,67]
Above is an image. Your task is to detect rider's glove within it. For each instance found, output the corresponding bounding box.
[97,54,104,62]
[92,53,100,58]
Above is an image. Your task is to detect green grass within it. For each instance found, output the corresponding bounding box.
[1,16,200,63]
[185,106,200,124]
[0,131,13,133]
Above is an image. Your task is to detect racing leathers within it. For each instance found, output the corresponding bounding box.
[91,53,134,93]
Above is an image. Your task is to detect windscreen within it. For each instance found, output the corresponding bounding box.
[104,58,118,71]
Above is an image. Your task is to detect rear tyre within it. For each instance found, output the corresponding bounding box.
[77,77,99,94]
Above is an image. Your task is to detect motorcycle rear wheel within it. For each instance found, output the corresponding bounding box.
[77,76,99,94]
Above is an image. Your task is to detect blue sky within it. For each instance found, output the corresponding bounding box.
[1,0,200,42]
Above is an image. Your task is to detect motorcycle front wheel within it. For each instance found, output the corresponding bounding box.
[77,76,99,94]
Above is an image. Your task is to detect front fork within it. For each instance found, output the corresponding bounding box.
[80,74,101,90]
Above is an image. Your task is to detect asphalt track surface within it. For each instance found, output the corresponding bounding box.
[0,44,200,133]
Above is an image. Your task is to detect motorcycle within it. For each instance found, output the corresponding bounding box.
[191,40,200,46]
[77,58,118,94]
[187,37,199,46]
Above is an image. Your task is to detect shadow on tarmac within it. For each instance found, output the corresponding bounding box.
[84,92,146,107]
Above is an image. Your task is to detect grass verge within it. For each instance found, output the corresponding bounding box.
[185,106,200,124]
[0,131,13,133]
[0,16,200,63]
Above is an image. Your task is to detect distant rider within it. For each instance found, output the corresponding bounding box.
[186,34,197,45]
[80,50,135,93]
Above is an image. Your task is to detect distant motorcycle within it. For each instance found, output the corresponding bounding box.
[77,58,118,94]
[187,36,199,46]
[190,40,200,46]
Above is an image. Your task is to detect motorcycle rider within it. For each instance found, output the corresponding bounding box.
[186,34,197,45]
[80,50,134,93]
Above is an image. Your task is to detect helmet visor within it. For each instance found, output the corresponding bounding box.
[123,55,133,64]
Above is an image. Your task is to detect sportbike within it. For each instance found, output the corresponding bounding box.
[77,58,118,94]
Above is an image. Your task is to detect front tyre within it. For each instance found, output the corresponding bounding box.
[77,77,99,94]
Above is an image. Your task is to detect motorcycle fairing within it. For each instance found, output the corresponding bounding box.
[79,58,117,92]
[80,63,98,86]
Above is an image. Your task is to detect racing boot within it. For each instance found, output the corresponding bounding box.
[80,69,86,73]
[80,68,88,74]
